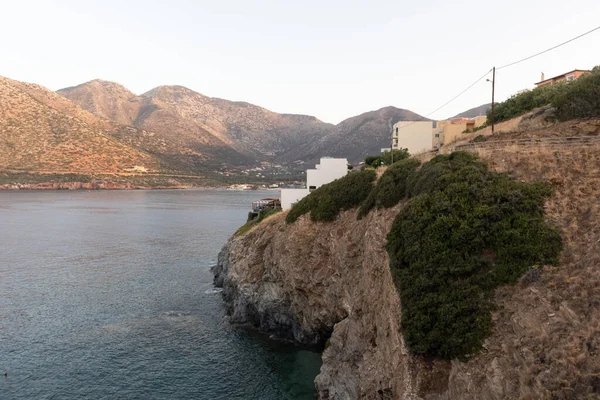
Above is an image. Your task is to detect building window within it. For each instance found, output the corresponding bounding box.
[566,74,575,81]
[309,186,316,191]
[434,134,439,138]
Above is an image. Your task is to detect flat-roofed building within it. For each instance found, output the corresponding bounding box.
[280,157,348,210]
[392,121,433,154]
[436,116,487,145]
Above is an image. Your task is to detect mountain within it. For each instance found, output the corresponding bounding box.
[451,103,491,119]
[57,81,255,170]
[306,107,428,163]
[0,76,160,174]
[2,74,428,186]
[58,81,330,164]
[59,80,426,165]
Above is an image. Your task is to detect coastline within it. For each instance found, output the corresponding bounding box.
[0,182,197,190]
[0,182,283,191]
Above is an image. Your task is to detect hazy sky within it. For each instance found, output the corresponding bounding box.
[1,0,599,123]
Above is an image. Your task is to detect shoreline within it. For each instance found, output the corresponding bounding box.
[0,183,282,191]
[0,182,197,191]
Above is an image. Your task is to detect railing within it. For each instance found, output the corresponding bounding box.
[251,199,281,213]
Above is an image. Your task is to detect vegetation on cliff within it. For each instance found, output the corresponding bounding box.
[286,170,376,223]
[386,152,562,359]
[285,152,562,359]
[236,207,282,236]
[488,65,600,123]
[357,158,421,219]
[363,149,410,168]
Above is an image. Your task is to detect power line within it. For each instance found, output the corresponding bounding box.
[425,68,492,117]
[395,68,492,131]
[395,24,600,133]
[497,24,600,70]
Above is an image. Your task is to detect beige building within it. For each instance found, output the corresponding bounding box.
[392,121,433,154]
[434,116,487,146]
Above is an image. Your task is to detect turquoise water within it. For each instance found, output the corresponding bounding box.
[0,190,321,399]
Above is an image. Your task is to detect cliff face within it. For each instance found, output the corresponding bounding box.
[213,207,450,399]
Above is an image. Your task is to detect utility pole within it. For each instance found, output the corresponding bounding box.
[491,67,496,134]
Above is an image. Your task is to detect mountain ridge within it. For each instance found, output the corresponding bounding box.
[2,73,476,187]
[58,79,427,165]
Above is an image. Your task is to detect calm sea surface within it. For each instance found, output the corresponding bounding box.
[0,189,321,399]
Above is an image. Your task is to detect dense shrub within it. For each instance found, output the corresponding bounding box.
[286,170,376,223]
[363,149,410,168]
[357,158,421,219]
[489,66,600,123]
[364,155,381,166]
[488,83,564,123]
[386,152,562,359]
[553,67,600,121]
[406,152,485,196]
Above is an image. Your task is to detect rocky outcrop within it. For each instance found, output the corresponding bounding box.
[213,208,450,399]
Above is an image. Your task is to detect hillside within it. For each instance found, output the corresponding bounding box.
[58,80,425,165]
[451,103,491,119]
[57,81,255,170]
[0,76,159,174]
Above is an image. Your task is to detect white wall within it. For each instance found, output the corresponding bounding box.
[392,121,433,154]
[281,188,310,210]
[280,157,348,210]
[306,158,348,190]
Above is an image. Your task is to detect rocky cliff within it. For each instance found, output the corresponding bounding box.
[214,138,600,399]
[213,207,450,399]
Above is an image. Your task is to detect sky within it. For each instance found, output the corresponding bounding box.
[1,0,599,124]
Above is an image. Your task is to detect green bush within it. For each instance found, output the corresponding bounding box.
[406,152,485,197]
[286,170,376,223]
[553,68,600,121]
[488,83,564,123]
[489,66,600,123]
[382,149,410,165]
[357,158,421,219]
[364,149,410,169]
[364,156,380,166]
[386,152,562,359]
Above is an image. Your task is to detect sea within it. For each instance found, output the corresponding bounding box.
[0,189,321,399]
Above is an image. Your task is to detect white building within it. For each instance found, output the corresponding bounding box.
[306,158,348,191]
[281,188,310,211]
[280,157,348,210]
[392,121,433,155]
